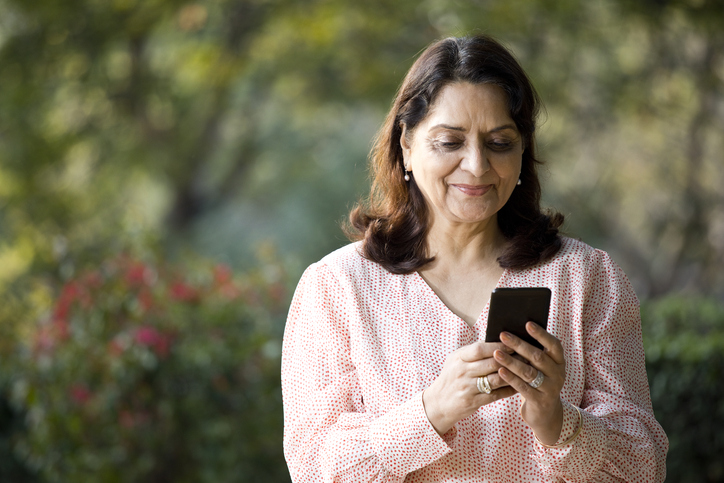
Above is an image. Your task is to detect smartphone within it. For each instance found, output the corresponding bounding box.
[485,287,551,350]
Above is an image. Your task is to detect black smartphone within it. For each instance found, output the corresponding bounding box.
[485,287,551,350]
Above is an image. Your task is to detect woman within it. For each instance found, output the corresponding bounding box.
[282,35,668,482]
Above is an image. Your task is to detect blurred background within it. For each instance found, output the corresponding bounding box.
[0,0,722,481]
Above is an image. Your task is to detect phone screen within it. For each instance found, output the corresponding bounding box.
[485,287,551,350]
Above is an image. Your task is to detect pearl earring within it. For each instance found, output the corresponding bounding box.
[404,172,410,181]
[516,178,522,186]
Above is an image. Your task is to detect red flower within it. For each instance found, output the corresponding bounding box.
[70,384,92,405]
[53,280,92,322]
[53,318,70,341]
[213,264,232,285]
[125,262,150,286]
[134,326,173,358]
[169,281,200,302]
[154,335,171,358]
[60,281,81,302]
[53,281,80,321]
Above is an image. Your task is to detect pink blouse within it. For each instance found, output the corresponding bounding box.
[281,237,668,482]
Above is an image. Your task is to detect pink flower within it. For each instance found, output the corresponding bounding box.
[33,326,55,353]
[135,326,162,346]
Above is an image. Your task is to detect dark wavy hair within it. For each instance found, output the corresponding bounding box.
[346,35,563,274]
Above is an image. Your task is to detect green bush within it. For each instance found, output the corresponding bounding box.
[7,253,291,483]
[642,296,724,483]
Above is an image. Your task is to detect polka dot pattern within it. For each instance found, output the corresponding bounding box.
[281,237,668,482]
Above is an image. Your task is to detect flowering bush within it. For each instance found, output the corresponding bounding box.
[11,254,290,482]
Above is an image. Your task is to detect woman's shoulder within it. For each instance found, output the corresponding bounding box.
[524,236,629,283]
[552,236,615,267]
[308,241,395,284]
[543,237,635,293]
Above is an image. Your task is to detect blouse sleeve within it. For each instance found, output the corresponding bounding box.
[281,263,453,483]
[532,250,669,482]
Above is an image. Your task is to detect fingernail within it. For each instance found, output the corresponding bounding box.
[500,331,511,342]
[494,350,506,361]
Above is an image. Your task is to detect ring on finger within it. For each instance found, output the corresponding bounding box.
[528,370,545,389]
[477,375,492,394]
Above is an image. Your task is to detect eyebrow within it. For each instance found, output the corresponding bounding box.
[429,123,518,133]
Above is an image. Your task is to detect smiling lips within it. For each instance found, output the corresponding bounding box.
[451,184,493,196]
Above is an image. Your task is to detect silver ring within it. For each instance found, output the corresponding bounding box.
[477,375,492,394]
[529,370,545,389]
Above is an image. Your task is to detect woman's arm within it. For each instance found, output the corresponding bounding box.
[281,263,452,483]
[529,250,669,482]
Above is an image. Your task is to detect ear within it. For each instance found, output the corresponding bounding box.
[399,123,412,170]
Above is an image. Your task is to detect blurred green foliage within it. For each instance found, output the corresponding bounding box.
[642,297,724,483]
[0,0,722,295]
[0,0,723,481]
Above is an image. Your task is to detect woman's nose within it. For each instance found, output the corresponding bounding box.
[460,145,490,177]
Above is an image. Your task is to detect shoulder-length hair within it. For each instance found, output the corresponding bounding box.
[346,35,563,274]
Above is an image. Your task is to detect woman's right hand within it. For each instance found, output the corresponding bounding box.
[422,342,519,435]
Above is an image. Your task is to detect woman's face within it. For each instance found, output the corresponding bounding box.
[401,82,523,231]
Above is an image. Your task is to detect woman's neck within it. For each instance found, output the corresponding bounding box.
[424,216,507,272]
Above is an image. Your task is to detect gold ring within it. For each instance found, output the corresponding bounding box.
[477,375,492,394]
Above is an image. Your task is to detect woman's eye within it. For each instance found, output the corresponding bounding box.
[434,140,462,151]
[488,141,513,151]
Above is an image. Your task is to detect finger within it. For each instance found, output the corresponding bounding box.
[493,349,539,385]
[497,366,540,398]
[478,386,518,402]
[470,372,518,397]
[464,359,505,380]
[526,322,565,365]
[480,371,511,391]
[499,331,552,370]
[459,341,513,362]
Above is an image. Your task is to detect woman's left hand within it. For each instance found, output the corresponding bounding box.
[494,322,566,445]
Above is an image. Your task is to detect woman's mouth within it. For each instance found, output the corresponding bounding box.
[451,184,492,196]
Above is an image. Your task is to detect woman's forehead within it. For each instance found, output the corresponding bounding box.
[422,82,516,132]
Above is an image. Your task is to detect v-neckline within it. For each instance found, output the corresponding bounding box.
[411,268,509,330]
